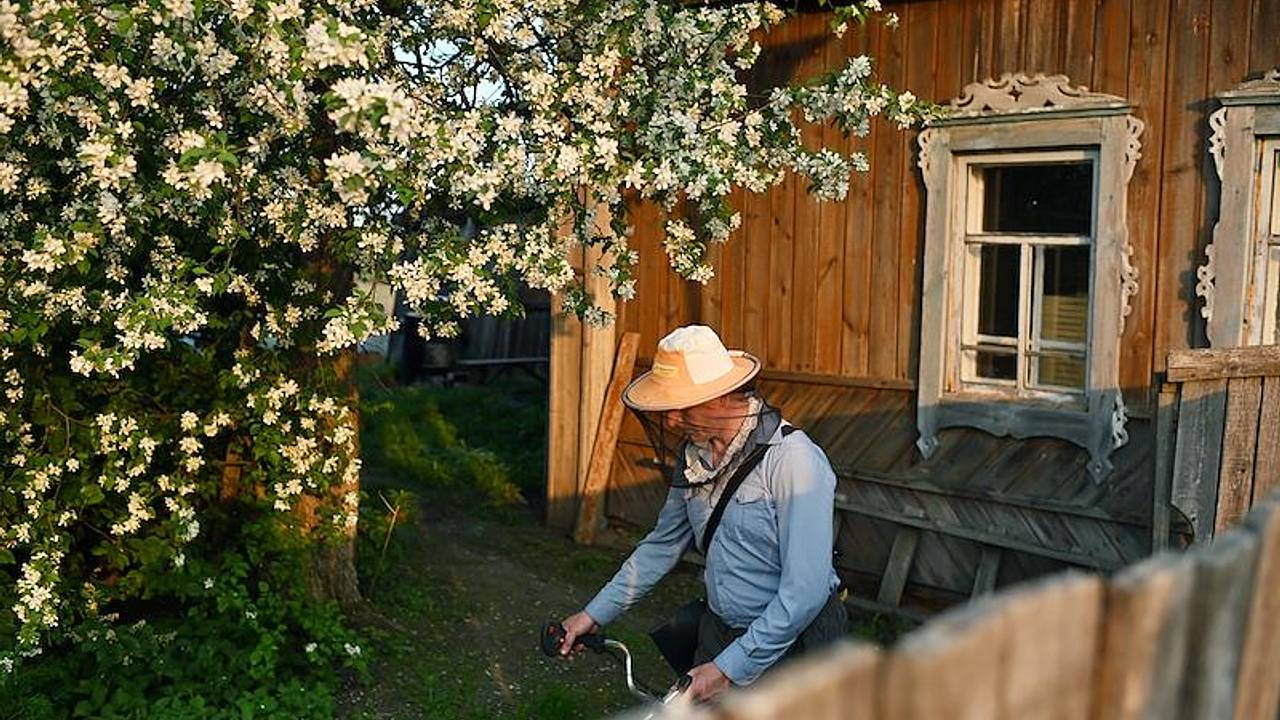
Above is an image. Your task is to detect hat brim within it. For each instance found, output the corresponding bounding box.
[622,352,761,412]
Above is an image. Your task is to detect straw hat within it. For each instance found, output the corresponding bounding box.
[622,325,761,412]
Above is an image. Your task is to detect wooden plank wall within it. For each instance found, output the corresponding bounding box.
[619,0,1280,414]
[618,494,1280,720]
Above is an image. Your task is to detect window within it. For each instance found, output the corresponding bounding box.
[1258,141,1280,343]
[1200,70,1280,348]
[958,152,1095,403]
[916,74,1143,481]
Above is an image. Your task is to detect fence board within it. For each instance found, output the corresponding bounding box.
[881,602,1004,720]
[1215,377,1263,533]
[1177,529,1261,720]
[1167,346,1280,382]
[1001,574,1104,720]
[1091,554,1195,720]
[1233,500,1280,720]
[1252,378,1280,502]
[715,642,881,720]
[1171,378,1228,541]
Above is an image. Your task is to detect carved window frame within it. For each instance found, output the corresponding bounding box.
[916,73,1144,481]
[1199,69,1280,347]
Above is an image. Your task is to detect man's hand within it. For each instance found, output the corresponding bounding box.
[557,611,599,657]
[685,661,731,703]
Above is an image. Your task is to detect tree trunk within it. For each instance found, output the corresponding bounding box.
[301,343,363,608]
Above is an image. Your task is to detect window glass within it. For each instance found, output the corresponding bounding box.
[980,162,1093,234]
[976,351,1017,381]
[1037,353,1086,390]
[1270,148,1280,238]
[977,244,1020,338]
[1039,246,1090,344]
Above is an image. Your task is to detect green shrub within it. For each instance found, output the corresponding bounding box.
[360,376,533,511]
[1,515,367,719]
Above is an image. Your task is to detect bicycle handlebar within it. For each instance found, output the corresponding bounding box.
[540,620,606,656]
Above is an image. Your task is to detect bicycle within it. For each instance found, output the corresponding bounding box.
[539,621,693,718]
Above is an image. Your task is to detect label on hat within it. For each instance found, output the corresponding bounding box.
[651,361,678,378]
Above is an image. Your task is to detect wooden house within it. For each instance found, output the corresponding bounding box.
[546,0,1280,614]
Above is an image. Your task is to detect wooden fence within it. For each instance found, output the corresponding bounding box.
[622,491,1280,720]
[1157,346,1280,549]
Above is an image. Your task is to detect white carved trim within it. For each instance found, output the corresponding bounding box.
[1209,107,1228,179]
[1124,116,1145,183]
[1120,244,1139,334]
[1111,393,1130,449]
[1197,243,1216,328]
[951,73,1129,117]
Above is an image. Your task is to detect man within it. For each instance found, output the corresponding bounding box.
[557,325,845,702]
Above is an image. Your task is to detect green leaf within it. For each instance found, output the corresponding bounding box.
[0,548,14,565]
[81,485,105,506]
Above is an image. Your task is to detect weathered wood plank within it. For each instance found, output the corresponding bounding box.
[1024,0,1065,73]
[1233,501,1280,720]
[1171,378,1229,542]
[840,17,876,378]
[547,244,584,533]
[1001,573,1103,720]
[868,10,906,380]
[815,27,848,376]
[881,601,1004,720]
[715,642,881,720]
[1167,346,1280,382]
[1214,377,1264,534]
[580,238,618,501]
[1091,0,1131,97]
[1126,0,1172,394]
[1248,0,1280,72]
[1251,378,1280,503]
[1062,0,1096,85]
[741,187,770,361]
[766,18,796,372]
[896,1,936,381]
[1178,529,1261,720]
[878,527,922,606]
[992,0,1026,74]
[972,546,1001,597]
[717,189,746,349]
[790,15,828,374]
[574,331,640,545]
[1091,553,1196,720]
[1153,383,1179,551]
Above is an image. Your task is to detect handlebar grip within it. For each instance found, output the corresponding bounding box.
[540,621,607,656]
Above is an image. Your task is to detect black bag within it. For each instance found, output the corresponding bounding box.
[648,430,795,674]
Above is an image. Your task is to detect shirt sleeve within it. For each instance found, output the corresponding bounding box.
[713,442,836,685]
[583,485,694,626]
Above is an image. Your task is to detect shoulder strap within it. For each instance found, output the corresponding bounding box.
[701,425,799,554]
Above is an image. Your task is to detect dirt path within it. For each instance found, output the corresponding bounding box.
[337,503,703,720]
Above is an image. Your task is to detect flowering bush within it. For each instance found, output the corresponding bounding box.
[0,0,935,680]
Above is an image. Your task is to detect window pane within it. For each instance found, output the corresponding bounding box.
[1270,148,1280,237]
[1036,353,1086,390]
[976,350,1017,381]
[978,244,1020,338]
[1039,246,1090,343]
[981,162,1093,234]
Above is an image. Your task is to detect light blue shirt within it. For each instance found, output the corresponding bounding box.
[583,419,840,685]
